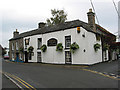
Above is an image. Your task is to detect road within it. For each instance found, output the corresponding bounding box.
[2,60,119,89]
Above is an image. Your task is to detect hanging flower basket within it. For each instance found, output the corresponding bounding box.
[28,46,34,53]
[70,42,79,53]
[40,44,47,52]
[56,43,63,51]
[103,43,110,51]
[94,43,101,52]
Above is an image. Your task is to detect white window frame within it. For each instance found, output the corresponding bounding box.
[12,53,14,60]
[38,38,42,49]
[12,43,14,50]
[16,42,18,50]
[65,36,71,48]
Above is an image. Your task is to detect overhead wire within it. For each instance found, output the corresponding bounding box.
[89,0,100,25]
[112,0,120,19]
[112,0,120,40]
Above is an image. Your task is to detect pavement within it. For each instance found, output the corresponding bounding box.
[85,60,119,78]
[2,59,119,89]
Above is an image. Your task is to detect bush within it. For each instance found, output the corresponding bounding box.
[70,42,79,53]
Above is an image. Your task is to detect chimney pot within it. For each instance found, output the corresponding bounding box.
[38,22,46,28]
[89,9,92,12]
[13,29,19,38]
[87,9,96,32]
[16,29,18,32]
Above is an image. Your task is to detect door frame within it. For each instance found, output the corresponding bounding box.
[65,51,72,64]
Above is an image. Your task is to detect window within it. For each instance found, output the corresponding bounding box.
[65,36,71,48]
[28,53,32,60]
[96,34,101,41]
[65,51,72,64]
[47,38,57,46]
[12,43,14,50]
[19,53,22,60]
[37,52,42,62]
[12,53,14,60]
[16,42,18,50]
[38,38,42,49]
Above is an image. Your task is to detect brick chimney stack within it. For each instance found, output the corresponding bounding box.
[38,22,46,28]
[13,29,19,38]
[87,9,96,32]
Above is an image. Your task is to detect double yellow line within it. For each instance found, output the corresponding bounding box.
[2,71,36,90]
[82,69,120,80]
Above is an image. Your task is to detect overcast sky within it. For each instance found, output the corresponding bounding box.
[0,0,120,48]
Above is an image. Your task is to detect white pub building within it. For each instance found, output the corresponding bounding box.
[9,9,117,65]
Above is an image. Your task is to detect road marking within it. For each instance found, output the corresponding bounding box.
[6,73,31,89]
[4,74,23,89]
[4,72,36,90]
[0,71,36,90]
[82,69,120,80]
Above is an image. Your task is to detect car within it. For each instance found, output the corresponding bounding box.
[4,54,9,59]
[118,54,120,59]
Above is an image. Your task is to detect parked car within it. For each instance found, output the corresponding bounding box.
[118,54,120,60]
[4,54,9,59]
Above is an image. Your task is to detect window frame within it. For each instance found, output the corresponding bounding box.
[65,51,72,64]
[12,43,14,50]
[16,41,18,50]
[38,38,42,49]
[65,35,71,49]
[47,38,58,47]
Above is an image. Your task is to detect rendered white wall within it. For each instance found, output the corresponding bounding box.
[23,27,102,65]
[23,34,42,62]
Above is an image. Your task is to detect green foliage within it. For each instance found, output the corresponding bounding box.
[46,9,67,26]
[28,46,34,53]
[56,43,63,51]
[94,43,101,52]
[103,43,110,51]
[70,42,79,53]
[19,47,24,53]
[40,44,47,52]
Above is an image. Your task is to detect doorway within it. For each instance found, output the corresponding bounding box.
[65,51,72,64]
[25,51,28,63]
[37,52,42,62]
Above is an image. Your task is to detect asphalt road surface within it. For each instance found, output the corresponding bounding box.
[2,74,19,89]
[2,60,119,89]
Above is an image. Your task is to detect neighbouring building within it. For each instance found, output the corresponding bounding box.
[9,9,117,65]
[0,45,4,58]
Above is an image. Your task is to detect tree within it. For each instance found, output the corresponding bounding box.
[46,9,67,26]
[2,49,6,56]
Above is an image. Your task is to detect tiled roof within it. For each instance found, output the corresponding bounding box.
[9,20,94,41]
[96,24,116,37]
[9,19,115,41]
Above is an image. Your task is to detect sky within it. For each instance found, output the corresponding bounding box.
[0,0,120,48]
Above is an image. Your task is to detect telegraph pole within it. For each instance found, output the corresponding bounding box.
[118,1,120,42]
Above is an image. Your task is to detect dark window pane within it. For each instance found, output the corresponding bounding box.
[38,38,42,49]
[47,38,57,46]
[65,36,71,48]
